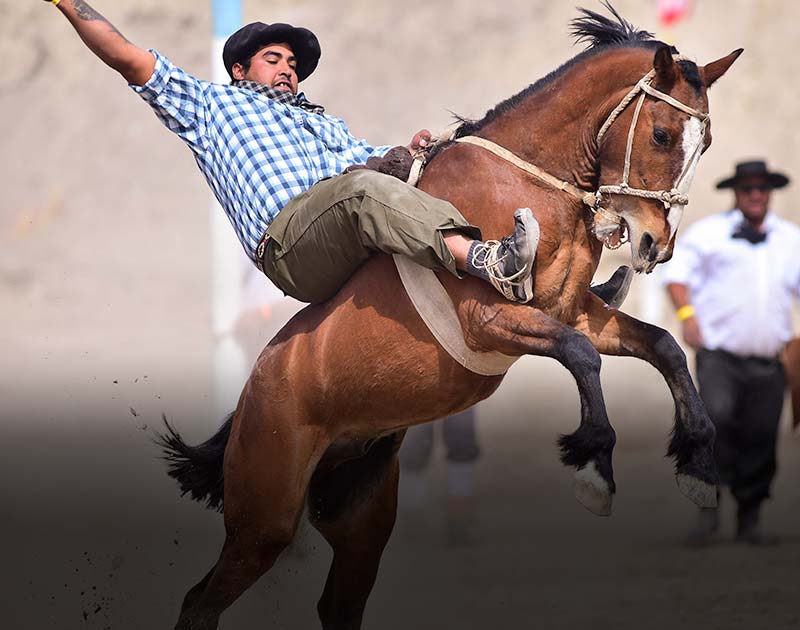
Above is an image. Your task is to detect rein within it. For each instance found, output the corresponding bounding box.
[416,61,710,250]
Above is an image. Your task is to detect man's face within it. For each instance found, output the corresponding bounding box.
[734,175,772,225]
[232,42,299,93]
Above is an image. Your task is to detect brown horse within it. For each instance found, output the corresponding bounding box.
[160,7,741,630]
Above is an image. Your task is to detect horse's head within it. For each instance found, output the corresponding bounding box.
[594,46,742,273]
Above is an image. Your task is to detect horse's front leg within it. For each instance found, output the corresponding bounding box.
[464,301,616,516]
[574,292,717,508]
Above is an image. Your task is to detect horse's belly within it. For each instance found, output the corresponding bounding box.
[306,257,502,431]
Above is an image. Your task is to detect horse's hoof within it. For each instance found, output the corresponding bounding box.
[573,461,612,516]
[676,474,717,508]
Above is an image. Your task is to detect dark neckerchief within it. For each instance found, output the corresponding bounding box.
[234,80,325,115]
[732,222,767,245]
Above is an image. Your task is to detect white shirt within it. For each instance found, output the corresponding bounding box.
[662,209,800,358]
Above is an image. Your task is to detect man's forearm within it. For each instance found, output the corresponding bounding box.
[666,283,691,310]
[51,0,155,85]
[667,282,704,349]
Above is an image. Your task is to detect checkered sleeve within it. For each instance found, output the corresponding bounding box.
[130,50,210,154]
[320,114,393,164]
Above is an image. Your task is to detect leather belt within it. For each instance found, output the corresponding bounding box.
[255,232,270,273]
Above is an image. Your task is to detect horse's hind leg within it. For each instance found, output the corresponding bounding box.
[467,303,616,516]
[175,406,328,630]
[308,432,404,630]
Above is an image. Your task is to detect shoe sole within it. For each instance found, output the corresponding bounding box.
[514,208,540,303]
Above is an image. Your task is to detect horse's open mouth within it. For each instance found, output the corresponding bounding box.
[603,218,628,250]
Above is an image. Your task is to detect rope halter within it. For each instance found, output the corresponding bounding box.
[414,58,710,251]
[592,58,710,240]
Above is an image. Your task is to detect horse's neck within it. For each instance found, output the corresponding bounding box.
[477,50,652,189]
[461,51,652,317]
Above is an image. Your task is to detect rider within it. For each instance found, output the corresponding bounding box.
[44,1,539,304]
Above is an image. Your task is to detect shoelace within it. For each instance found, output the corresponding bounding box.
[470,238,528,300]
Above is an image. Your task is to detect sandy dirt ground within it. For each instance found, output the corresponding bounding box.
[2,1,799,629]
[3,358,799,629]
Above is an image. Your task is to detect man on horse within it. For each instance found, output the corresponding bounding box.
[44,0,540,304]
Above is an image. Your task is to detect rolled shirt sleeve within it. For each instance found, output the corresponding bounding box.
[130,50,210,154]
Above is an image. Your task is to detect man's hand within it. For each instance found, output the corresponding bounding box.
[681,316,704,352]
[407,129,432,155]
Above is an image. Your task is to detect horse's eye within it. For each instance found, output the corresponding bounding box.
[652,128,670,146]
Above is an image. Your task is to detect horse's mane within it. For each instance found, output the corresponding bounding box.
[570,1,654,48]
[436,1,697,148]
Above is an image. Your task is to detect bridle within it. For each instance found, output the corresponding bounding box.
[592,59,710,239]
[426,58,710,250]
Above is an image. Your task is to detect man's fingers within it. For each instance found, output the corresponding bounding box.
[411,129,432,151]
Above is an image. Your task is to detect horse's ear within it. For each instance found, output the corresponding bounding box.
[653,45,678,89]
[701,49,744,88]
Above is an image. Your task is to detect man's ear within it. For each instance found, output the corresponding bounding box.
[231,62,246,81]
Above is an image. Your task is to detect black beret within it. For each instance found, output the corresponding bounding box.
[223,22,321,82]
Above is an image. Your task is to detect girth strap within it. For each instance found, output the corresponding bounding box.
[450,136,625,237]
[393,254,519,376]
[453,136,599,208]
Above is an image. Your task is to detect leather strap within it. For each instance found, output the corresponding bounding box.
[393,255,519,376]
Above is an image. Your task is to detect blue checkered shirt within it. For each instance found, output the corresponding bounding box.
[132,51,391,262]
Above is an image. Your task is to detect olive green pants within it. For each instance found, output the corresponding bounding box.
[261,170,480,303]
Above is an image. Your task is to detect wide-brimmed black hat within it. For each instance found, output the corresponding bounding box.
[223,22,321,82]
[715,160,790,190]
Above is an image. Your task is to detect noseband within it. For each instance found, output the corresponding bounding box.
[447,59,710,250]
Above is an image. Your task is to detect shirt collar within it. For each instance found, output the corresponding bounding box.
[731,208,775,233]
[233,80,325,115]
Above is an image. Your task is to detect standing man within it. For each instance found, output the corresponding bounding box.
[42,0,540,305]
[663,159,796,546]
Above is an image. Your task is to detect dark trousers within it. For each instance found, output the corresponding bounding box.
[696,349,785,512]
[400,408,480,472]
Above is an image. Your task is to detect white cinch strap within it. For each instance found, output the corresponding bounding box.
[393,254,519,376]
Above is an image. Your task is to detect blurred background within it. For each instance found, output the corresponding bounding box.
[1,1,798,628]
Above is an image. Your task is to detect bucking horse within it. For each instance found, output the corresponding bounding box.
[159,5,741,629]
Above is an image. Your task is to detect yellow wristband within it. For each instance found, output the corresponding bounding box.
[676,305,696,321]
[52,0,61,5]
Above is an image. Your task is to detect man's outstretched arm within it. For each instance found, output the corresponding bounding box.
[45,0,155,85]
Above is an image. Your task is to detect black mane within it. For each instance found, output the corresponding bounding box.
[570,1,654,48]
[442,2,688,144]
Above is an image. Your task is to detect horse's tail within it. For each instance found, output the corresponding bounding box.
[155,413,234,512]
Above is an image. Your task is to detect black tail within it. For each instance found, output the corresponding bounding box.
[155,413,234,512]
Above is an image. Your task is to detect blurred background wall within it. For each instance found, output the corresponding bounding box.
[2,0,799,483]
[2,3,799,628]
[3,1,798,429]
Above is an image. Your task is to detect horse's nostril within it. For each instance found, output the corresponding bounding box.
[639,232,658,262]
